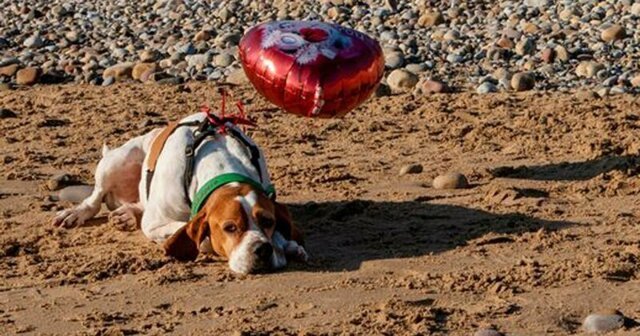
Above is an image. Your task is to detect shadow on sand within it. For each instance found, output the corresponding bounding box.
[287,199,574,272]
[489,154,640,181]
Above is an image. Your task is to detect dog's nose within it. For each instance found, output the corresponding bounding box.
[255,242,273,262]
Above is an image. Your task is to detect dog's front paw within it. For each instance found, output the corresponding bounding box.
[285,241,309,263]
[52,207,94,228]
[108,204,141,231]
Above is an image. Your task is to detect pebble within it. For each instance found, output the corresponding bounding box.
[213,53,235,67]
[226,68,249,85]
[418,11,444,27]
[16,67,41,85]
[399,164,423,176]
[631,75,640,87]
[476,82,498,94]
[583,311,625,333]
[433,172,469,189]
[601,25,625,43]
[132,62,157,81]
[415,79,448,94]
[0,108,18,118]
[474,329,503,336]
[511,72,535,91]
[23,34,44,49]
[0,64,20,77]
[515,38,535,56]
[385,51,405,69]
[554,46,570,62]
[103,63,134,82]
[387,69,419,93]
[632,3,640,16]
[576,61,604,79]
[540,48,555,63]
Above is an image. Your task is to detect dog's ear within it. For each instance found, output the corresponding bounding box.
[274,202,304,245]
[163,211,209,261]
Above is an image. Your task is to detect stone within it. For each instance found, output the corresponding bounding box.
[601,25,625,43]
[213,53,235,67]
[139,50,160,62]
[65,31,79,43]
[226,68,248,85]
[384,0,398,12]
[46,173,77,191]
[496,37,514,49]
[399,164,423,176]
[103,63,134,81]
[554,45,570,62]
[186,53,211,68]
[540,48,555,63]
[385,51,405,69]
[387,69,419,93]
[132,62,157,81]
[631,75,640,87]
[575,90,598,100]
[416,79,448,94]
[476,82,497,94]
[194,30,211,42]
[0,64,19,77]
[23,35,44,48]
[433,173,469,189]
[375,83,391,97]
[0,108,17,118]
[16,67,41,85]
[417,11,444,27]
[511,72,535,91]
[632,3,640,16]
[583,311,625,333]
[405,63,427,73]
[576,61,604,78]
[474,329,502,336]
[515,38,535,56]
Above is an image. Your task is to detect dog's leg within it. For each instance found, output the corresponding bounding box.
[53,135,149,228]
[108,202,143,231]
[271,231,309,267]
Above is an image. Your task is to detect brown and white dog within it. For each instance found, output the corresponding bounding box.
[52,113,307,274]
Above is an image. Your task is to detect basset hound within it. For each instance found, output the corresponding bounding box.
[52,112,307,274]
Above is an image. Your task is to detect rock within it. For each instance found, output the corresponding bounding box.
[226,68,248,85]
[103,63,134,81]
[575,90,598,100]
[16,67,41,85]
[387,69,419,93]
[476,82,497,94]
[194,30,211,42]
[496,37,514,49]
[417,11,444,27]
[631,3,640,16]
[405,63,427,73]
[511,72,535,91]
[474,329,503,336]
[186,53,211,68]
[554,45,570,62]
[583,311,625,333]
[132,62,157,81]
[540,48,555,63]
[0,64,19,77]
[576,61,604,78]
[385,51,405,69]
[46,173,78,191]
[23,35,44,48]
[416,79,448,94]
[433,172,469,189]
[58,185,94,203]
[64,30,79,43]
[139,50,160,62]
[213,53,235,67]
[515,38,535,56]
[399,164,423,176]
[102,76,115,86]
[375,83,391,97]
[384,0,398,12]
[631,75,640,87]
[601,25,625,43]
[0,108,17,118]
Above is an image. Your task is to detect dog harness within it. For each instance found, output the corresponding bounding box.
[145,97,275,219]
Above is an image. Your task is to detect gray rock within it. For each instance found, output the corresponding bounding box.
[23,35,44,48]
[387,69,419,92]
[476,82,498,94]
[385,51,405,69]
[583,312,624,333]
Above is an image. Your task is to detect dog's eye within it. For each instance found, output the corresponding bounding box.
[223,222,237,233]
[258,216,275,229]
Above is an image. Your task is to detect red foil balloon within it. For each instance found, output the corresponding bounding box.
[239,21,384,118]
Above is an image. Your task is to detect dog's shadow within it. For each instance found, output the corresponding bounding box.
[287,200,574,272]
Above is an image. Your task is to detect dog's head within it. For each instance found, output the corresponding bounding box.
[163,183,300,274]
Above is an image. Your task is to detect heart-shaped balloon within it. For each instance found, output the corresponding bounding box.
[239,21,384,118]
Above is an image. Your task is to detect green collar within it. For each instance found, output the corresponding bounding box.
[190,173,276,218]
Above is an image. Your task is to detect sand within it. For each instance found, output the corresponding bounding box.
[1,83,639,335]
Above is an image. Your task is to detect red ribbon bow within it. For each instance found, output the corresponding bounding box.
[200,88,256,134]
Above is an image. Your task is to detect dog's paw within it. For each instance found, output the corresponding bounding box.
[285,241,309,263]
[108,205,140,231]
[52,207,93,228]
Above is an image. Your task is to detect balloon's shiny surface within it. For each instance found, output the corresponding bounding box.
[239,21,384,118]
